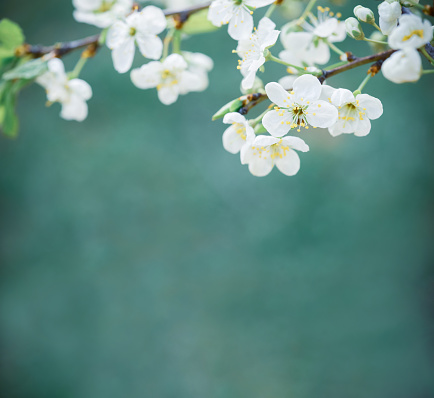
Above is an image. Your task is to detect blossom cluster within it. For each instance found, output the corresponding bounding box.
[30,0,433,178]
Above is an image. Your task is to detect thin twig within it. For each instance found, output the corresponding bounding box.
[22,2,212,58]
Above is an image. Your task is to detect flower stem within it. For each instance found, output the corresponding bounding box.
[404,0,425,11]
[250,108,270,127]
[267,54,309,74]
[354,73,372,94]
[371,22,382,32]
[325,60,348,70]
[297,0,318,24]
[69,56,87,79]
[172,30,182,54]
[422,69,434,74]
[420,47,434,66]
[264,3,277,19]
[363,38,388,45]
[327,41,345,56]
[162,28,175,59]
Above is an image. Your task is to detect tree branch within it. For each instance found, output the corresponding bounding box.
[21,1,212,58]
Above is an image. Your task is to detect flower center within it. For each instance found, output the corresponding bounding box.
[97,1,114,13]
[402,29,424,42]
[234,123,247,140]
[129,27,137,36]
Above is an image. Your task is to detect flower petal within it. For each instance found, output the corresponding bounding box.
[331,88,355,107]
[306,100,338,128]
[262,109,293,137]
[111,37,135,73]
[135,33,163,60]
[158,86,179,105]
[68,79,92,100]
[293,74,321,101]
[130,62,162,89]
[265,82,292,107]
[356,94,383,120]
[228,7,253,40]
[281,136,309,152]
[222,125,246,154]
[275,149,301,176]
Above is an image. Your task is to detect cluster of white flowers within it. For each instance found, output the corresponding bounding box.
[31,0,433,178]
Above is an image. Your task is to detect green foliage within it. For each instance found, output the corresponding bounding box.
[0,80,20,138]
[212,98,244,121]
[181,10,219,35]
[3,58,48,80]
[0,18,25,58]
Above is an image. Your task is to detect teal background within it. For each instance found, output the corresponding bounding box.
[1,1,434,397]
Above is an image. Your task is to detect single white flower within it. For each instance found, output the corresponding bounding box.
[73,0,133,28]
[388,14,433,50]
[222,112,255,158]
[242,135,309,177]
[130,53,203,105]
[208,0,275,40]
[236,17,280,90]
[326,88,383,137]
[345,17,365,40]
[182,51,214,92]
[36,58,92,122]
[382,48,422,83]
[262,75,338,137]
[378,1,401,36]
[280,7,345,66]
[106,6,167,73]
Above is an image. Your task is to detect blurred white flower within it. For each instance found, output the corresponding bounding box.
[236,17,280,90]
[388,14,433,50]
[242,135,309,177]
[183,51,214,92]
[73,0,133,28]
[208,0,275,40]
[130,54,203,105]
[378,1,401,36]
[262,75,338,137]
[37,58,92,122]
[106,6,167,74]
[382,48,422,83]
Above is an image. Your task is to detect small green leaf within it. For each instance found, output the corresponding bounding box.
[0,19,25,50]
[182,10,219,35]
[3,57,48,80]
[0,87,19,138]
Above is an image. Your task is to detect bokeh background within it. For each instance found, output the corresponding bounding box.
[1,1,434,397]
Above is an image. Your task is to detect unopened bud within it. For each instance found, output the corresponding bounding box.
[345,17,365,40]
[354,5,375,24]
[212,98,243,121]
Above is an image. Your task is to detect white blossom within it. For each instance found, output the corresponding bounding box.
[382,48,422,83]
[208,0,275,40]
[106,6,167,74]
[73,0,133,28]
[130,53,203,105]
[242,135,309,177]
[183,51,214,92]
[388,14,433,50]
[345,17,365,40]
[36,58,92,122]
[354,6,375,24]
[323,88,383,137]
[280,6,345,66]
[262,75,338,137]
[222,112,255,157]
[378,1,401,36]
[236,17,280,90]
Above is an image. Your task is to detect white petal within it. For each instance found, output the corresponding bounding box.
[111,37,135,73]
[306,100,338,128]
[68,79,92,100]
[222,125,246,154]
[254,135,280,146]
[262,109,293,137]
[130,62,162,89]
[208,0,234,27]
[331,88,355,107]
[319,84,336,103]
[60,95,88,121]
[275,149,301,176]
[163,53,187,71]
[158,86,179,105]
[278,75,297,90]
[137,6,167,35]
[135,33,163,60]
[382,48,422,83]
[293,74,321,101]
[223,112,246,125]
[106,21,130,49]
[354,117,371,137]
[356,94,383,120]
[248,156,274,177]
[245,0,275,7]
[228,8,253,40]
[265,82,291,107]
[281,136,309,152]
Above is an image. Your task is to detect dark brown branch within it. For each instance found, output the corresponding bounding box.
[20,2,212,58]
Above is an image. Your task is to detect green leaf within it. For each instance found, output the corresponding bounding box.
[182,10,219,35]
[0,79,22,138]
[212,98,244,121]
[0,19,25,50]
[3,57,48,80]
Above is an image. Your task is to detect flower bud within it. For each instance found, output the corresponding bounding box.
[354,5,375,24]
[345,17,365,40]
[212,98,243,120]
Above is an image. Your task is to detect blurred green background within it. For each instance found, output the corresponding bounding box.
[1,1,434,397]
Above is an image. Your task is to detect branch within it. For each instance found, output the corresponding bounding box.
[20,2,212,58]
[239,49,396,115]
